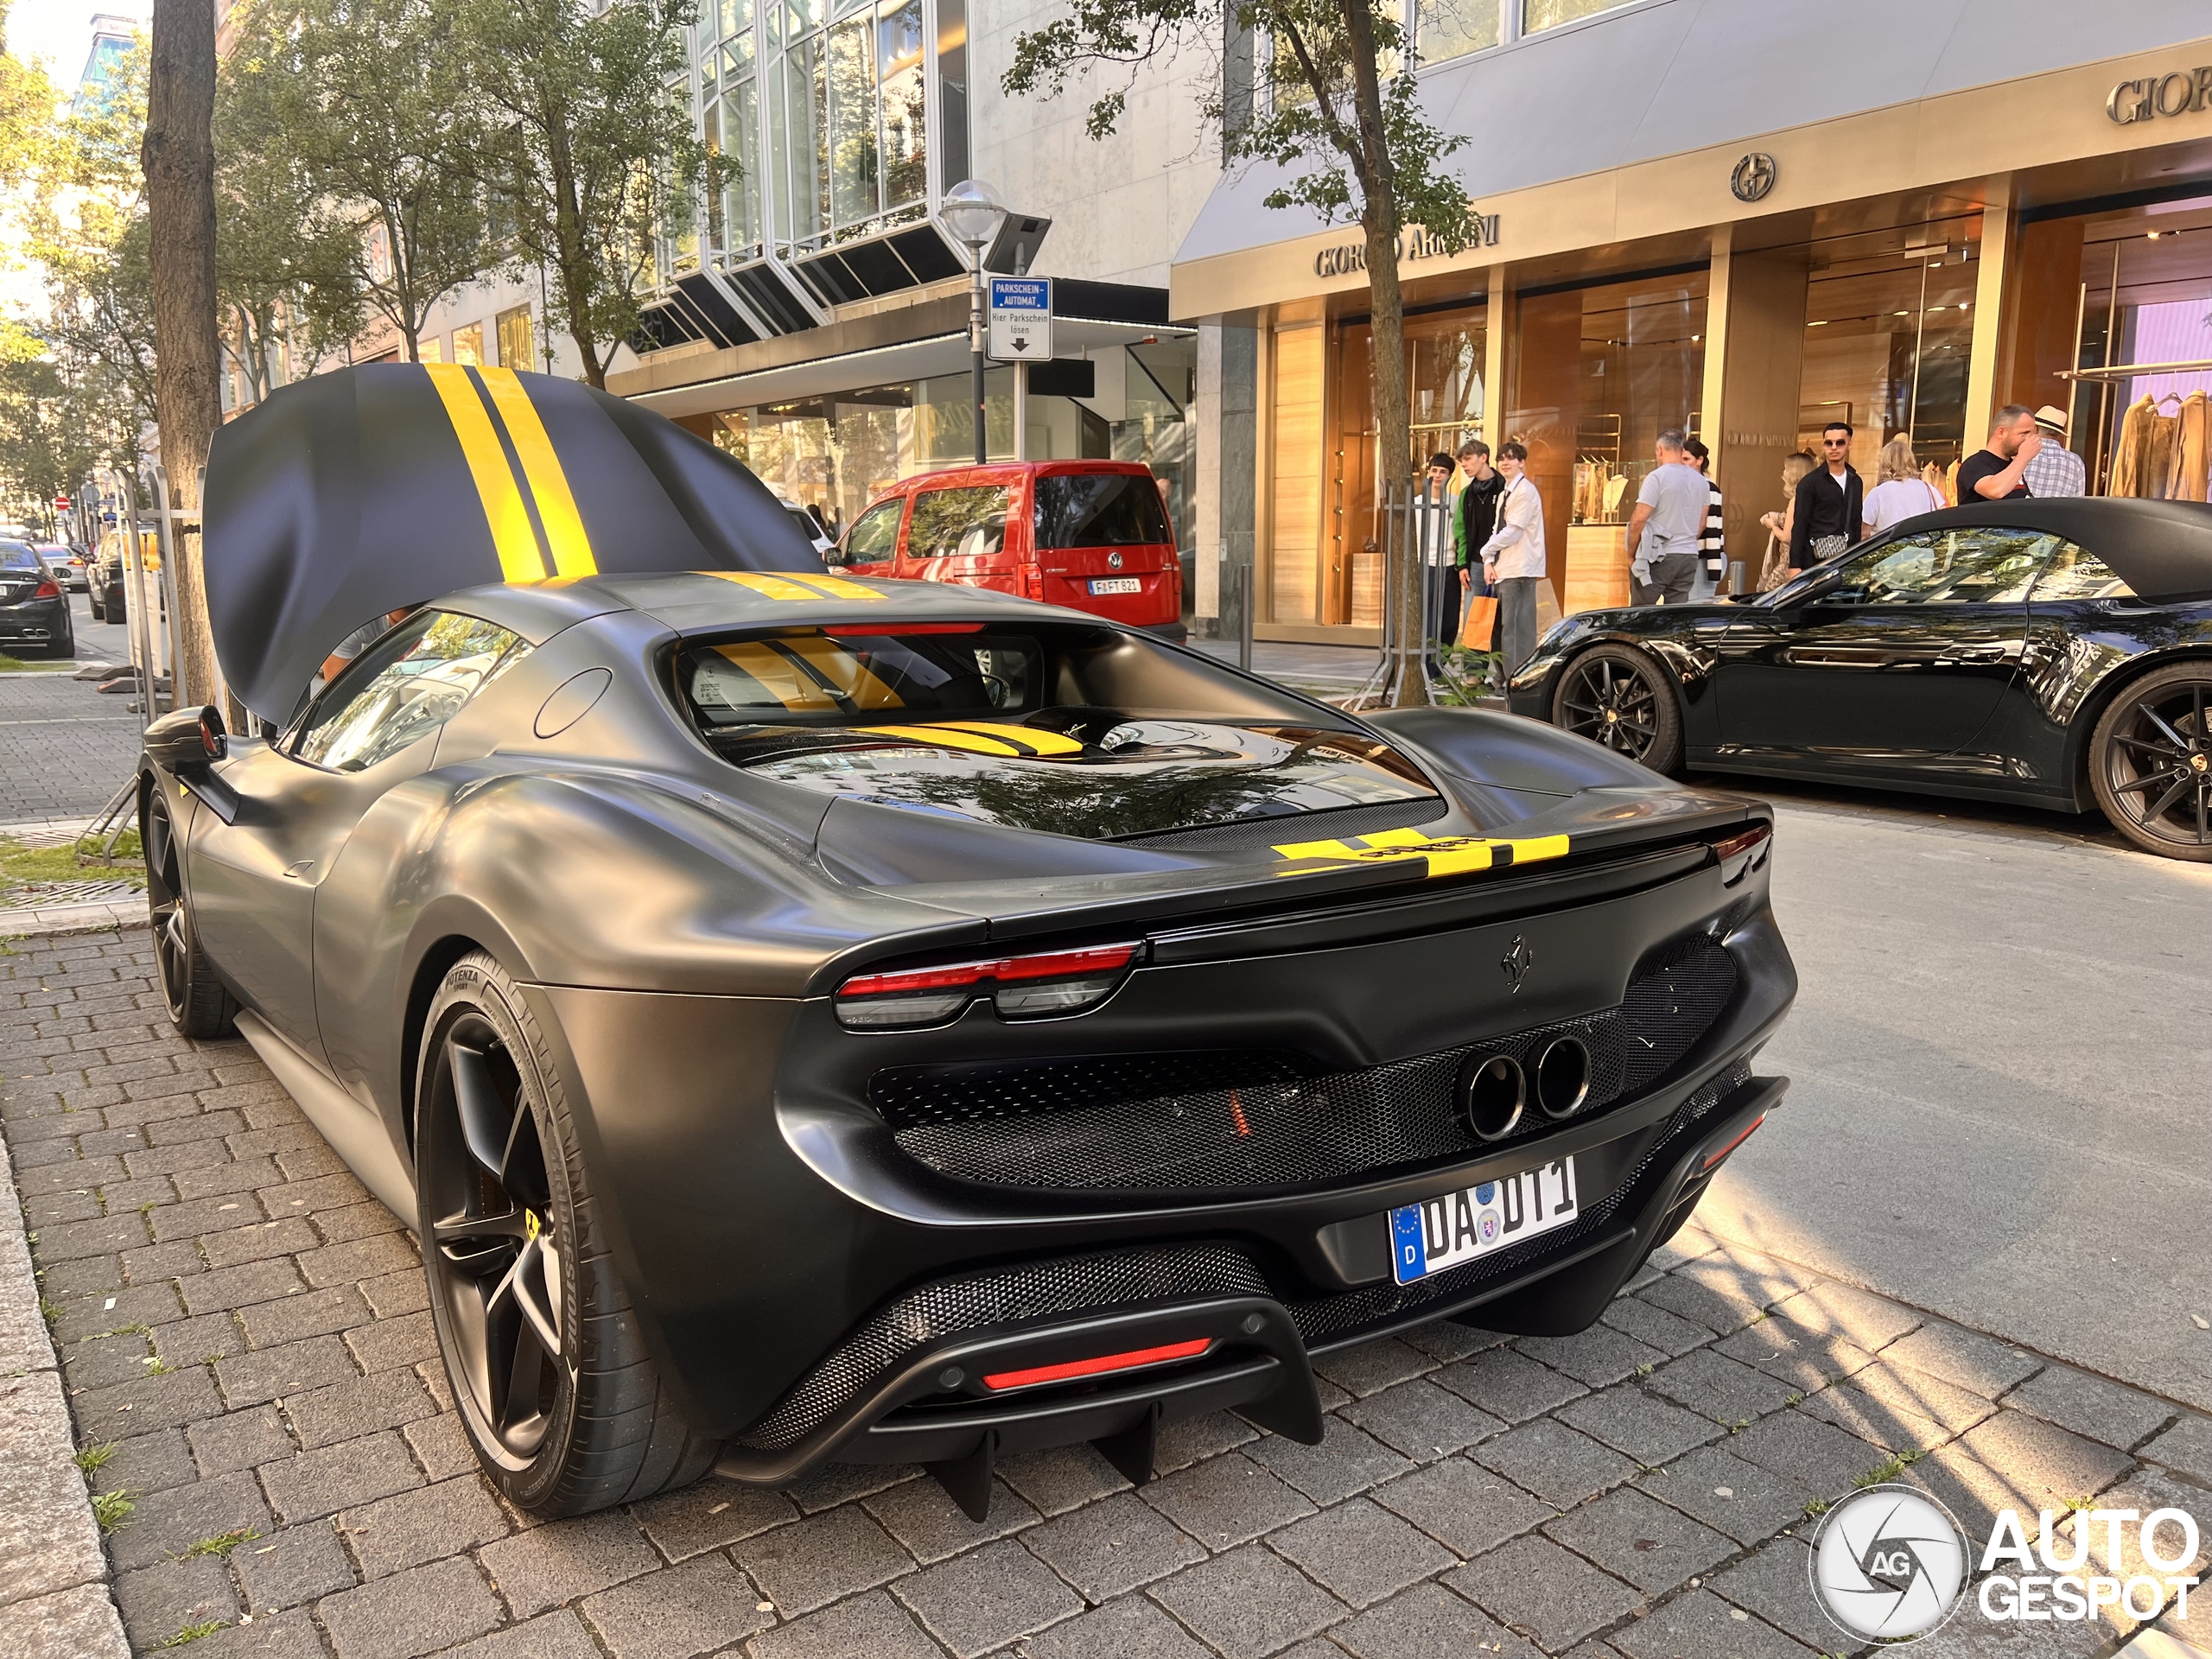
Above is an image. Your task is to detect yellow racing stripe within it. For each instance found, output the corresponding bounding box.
[1272,827,1572,879]
[936,721,1084,756]
[425,363,544,582]
[859,724,1024,756]
[775,570,884,601]
[706,571,841,603]
[476,367,595,577]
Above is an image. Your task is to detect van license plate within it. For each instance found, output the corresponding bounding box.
[1088,577,1142,594]
[1388,1157,1578,1285]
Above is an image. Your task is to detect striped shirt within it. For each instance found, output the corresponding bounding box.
[1699,479,1725,575]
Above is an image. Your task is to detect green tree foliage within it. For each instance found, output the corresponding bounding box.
[454,0,705,388]
[225,0,496,360]
[1006,0,1478,704]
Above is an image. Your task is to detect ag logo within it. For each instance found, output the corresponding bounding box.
[1731,151,1777,202]
[1501,936,1533,994]
[1808,1484,1968,1642]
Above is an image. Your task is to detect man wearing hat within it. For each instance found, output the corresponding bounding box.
[2021,404,2087,498]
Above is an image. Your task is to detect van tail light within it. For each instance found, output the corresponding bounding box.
[1020,567,1046,601]
[1712,823,1771,887]
[33,579,60,599]
[835,941,1141,1029]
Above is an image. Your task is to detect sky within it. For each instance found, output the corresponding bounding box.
[9,0,150,87]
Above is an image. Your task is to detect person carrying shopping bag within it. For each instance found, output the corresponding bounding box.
[1478,442,1546,692]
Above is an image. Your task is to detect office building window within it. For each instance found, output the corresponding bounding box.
[1522,0,1630,32]
[497,306,533,372]
[1414,0,1500,63]
[418,337,443,364]
[452,322,484,366]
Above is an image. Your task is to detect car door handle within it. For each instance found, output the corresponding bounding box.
[284,860,315,880]
[1936,643,2018,664]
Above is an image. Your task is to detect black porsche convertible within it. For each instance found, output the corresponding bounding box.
[1510,499,2212,860]
[143,365,1795,1522]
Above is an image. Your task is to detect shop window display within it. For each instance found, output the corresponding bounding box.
[1507,271,1703,615]
[2065,198,2212,502]
[1797,219,1977,493]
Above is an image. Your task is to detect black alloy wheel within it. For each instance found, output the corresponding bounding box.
[416,952,718,1516]
[1551,644,1684,774]
[142,785,238,1039]
[2089,664,2212,861]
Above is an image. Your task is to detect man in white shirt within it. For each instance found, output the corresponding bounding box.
[1417,453,1459,664]
[1478,441,1547,690]
[1623,429,1707,604]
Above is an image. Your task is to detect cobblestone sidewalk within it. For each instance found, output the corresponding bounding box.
[5,928,2210,1659]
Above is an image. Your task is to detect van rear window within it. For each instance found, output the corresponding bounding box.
[1035,474,1171,550]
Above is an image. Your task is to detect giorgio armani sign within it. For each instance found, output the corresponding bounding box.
[1313,216,1501,277]
[2108,67,2212,124]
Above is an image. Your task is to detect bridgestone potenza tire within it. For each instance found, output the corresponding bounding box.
[416,951,719,1516]
[2088,662,2212,861]
[1550,644,1686,776]
[142,783,238,1040]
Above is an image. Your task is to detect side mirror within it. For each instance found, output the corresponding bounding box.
[144,704,226,773]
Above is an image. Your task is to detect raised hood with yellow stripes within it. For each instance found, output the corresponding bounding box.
[204,364,822,720]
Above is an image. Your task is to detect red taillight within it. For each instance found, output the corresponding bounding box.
[983,1338,1211,1392]
[835,941,1141,1029]
[1713,823,1771,887]
[1701,1113,1765,1172]
[1021,567,1046,601]
[33,579,60,598]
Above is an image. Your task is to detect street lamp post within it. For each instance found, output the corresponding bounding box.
[941,179,1007,467]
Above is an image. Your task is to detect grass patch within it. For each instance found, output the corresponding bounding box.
[1854,1448,1927,1488]
[0,652,76,672]
[1803,1496,1829,1517]
[0,832,144,896]
[181,1528,257,1558]
[39,1298,60,1327]
[153,1621,228,1649]
[73,1441,117,1474]
[90,1488,133,1532]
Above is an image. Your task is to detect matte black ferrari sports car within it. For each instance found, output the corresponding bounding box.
[1510,499,2212,860]
[141,365,1795,1521]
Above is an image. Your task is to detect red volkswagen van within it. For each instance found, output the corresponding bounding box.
[833,461,1184,639]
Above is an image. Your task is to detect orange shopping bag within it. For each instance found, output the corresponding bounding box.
[1460,594,1498,652]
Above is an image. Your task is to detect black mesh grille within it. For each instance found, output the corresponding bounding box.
[875,936,1738,1194]
[1288,1058,1751,1346]
[736,1243,1269,1452]
[1118,796,1447,852]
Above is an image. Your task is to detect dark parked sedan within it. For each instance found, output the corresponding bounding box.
[0,542,73,657]
[1510,499,2212,860]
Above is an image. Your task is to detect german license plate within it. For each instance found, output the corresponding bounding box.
[1388,1157,1579,1285]
[1088,577,1141,594]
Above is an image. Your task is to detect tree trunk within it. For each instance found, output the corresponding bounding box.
[143,0,223,709]
[1341,0,1420,706]
[545,121,606,387]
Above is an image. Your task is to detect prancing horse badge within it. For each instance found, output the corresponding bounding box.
[1501,936,1533,993]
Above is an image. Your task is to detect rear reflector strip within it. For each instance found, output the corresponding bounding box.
[982,1337,1212,1392]
[1700,1113,1765,1172]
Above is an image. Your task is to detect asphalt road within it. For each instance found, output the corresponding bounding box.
[1697,772,2212,1415]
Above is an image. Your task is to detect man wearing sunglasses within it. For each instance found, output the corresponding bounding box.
[1789,421,1865,571]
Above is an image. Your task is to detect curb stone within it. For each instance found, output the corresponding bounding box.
[0,1119,129,1656]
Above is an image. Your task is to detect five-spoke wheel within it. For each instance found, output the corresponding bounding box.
[418,1011,569,1465]
[2090,665,2212,861]
[1551,644,1683,774]
[142,785,237,1038]
[415,952,718,1516]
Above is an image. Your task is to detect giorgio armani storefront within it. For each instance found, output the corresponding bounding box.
[1171,0,2212,643]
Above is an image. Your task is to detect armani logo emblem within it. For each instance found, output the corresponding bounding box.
[1501,936,1532,993]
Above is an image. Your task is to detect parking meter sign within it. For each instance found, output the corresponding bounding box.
[987,277,1052,362]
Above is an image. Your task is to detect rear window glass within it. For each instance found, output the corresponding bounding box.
[673,621,1437,840]
[0,543,37,570]
[1035,474,1171,549]
[908,486,1014,560]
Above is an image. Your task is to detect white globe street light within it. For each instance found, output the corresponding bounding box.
[942,180,1008,465]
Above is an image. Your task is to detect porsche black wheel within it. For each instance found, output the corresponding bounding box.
[1552,645,1683,774]
[142,785,237,1039]
[2090,665,2212,861]
[416,951,719,1517]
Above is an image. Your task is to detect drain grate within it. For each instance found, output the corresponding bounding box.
[5,880,143,905]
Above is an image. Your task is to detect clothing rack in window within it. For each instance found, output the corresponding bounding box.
[2056,359,2212,381]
